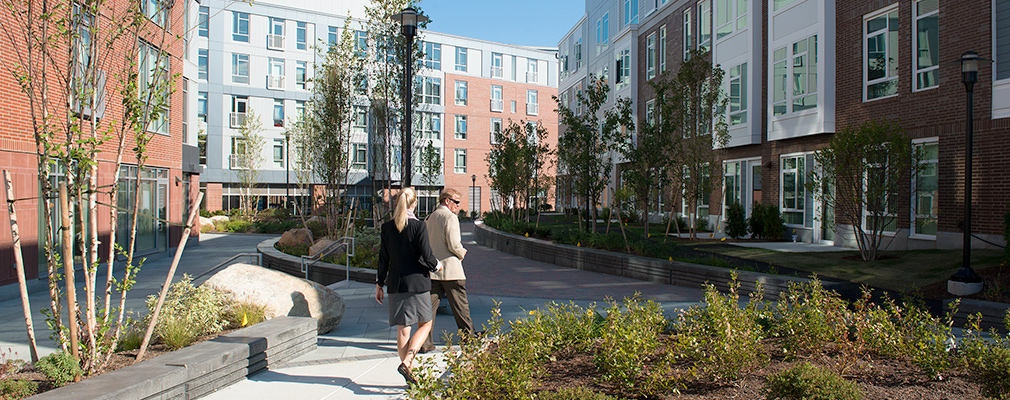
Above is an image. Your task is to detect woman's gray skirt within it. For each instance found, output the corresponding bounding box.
[388,291,432,326]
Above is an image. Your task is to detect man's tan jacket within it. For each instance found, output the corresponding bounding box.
[426,205,467,281]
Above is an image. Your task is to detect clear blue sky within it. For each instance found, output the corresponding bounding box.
[419,0,586,48]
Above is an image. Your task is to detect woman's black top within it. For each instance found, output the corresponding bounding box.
[377,218,439,294]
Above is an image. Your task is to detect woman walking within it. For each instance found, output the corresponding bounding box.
[376,187,441,386]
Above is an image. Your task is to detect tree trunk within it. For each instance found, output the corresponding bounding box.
[59,182,80,362]
[4,170,39,362]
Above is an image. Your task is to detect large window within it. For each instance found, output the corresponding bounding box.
[455,47,467,72]
[728,62,747,125]
[415,77,441,105]
[352,144,367,170]
[139,41,169,135]
[296,22,308,50]
[491,85,503,112]
[231,53,249,84]
[527,59,538,82]
[623,0,639,26]
[274,139,285,167]
[268,18,285,50]
[353,106,367,133]
[912,0,938,91]
[328,26,338,46]
[684,9,693,60]
[424,42,441,69]
[913,140,938,236]
[142,0,168,27]
[715,0,746,40]
[597,12,610,54]
[527,90,538,115]
[864,6,899,101]
[296,61,307,90]
[646,33,656,79]
[233,12,249,42]
[772,35,818,116]
[616,48,631,89]
[455,115,467,140]
[490,118,502,144]
[198,6,209,37]
[491,52,503,78]
[575,38,583,69]
[999,0,1010,80]
[454,149,467,174]
[197,91,207,123]
[415,112,441,140]
[455,80,467,105]
[781,155,805,225]
[865,160,898,233]
[117,165,169,254]
[698,0,711,50]
[659,26,667,72]
[273,99,284,127]
[198,49,208,80]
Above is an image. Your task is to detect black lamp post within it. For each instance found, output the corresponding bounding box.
[392,7,428,188]
[284,133,290,212]
[949,51,984,295]
[471,174,476,215]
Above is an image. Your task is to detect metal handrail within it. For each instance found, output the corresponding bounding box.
[194,252,261,282]
[300,236,355,282]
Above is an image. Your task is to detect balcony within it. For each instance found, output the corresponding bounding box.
[526,71,538,82]
[526,103,539,115]
[229,154,246,169]
[267,34,284,50]
[490,66,503,78]
[267,75,285,90]
[229,112,247,128]
[490,99,503,112]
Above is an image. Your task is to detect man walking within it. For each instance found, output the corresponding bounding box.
[421,188,474,352]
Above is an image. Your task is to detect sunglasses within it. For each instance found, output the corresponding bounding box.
[449,199,461,205]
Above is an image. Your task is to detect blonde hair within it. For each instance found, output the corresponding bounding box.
[393,187,417,232]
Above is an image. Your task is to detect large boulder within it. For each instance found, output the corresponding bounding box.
[199,216,216,232]
[309,238,342,258]
[278,228,313,248]
[210,215,230,223]
[203,263,344,333]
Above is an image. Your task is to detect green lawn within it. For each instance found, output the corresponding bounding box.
[699,245,1005,292]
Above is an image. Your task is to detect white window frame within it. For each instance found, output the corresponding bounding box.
[526,90,538,115]
[455,115,467,140]
[454,149,467,174]
[328,26,338,45]
[198,6,209,37]
[623,0,639,26]
[233,12,249,42]
[455,47,467,72]
[491,52,503,78]
[616,48,631,89]
[296,21,308,50]
[527,59,538,82]
[911,138,939,238]
[296,61,307,90]
[772,35,819,117]
[273,99,284,127]
[490,85,503,112]
[268,18,285,50]
[645,99,655,125]
[863,4,900,102]
[455,80,467,106]
[596,12,610,54]
[714,0,747,41]
[659,25,667,72]
[684,9,693,60]
[863,155,899,235]
[780,154,806,226]
[698,0,711,51]
[231,53,249,84]
[273,138,285,168]
[646,32,656,79]
[490,118,502,144]
[728,62,747,125]
[352,143,367,170]
[912,0,939,91]
[198,49,208,80]
[424,41,441,70]
[415,111,441,140]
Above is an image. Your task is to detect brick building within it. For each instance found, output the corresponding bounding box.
[0,0,200,298]
[561,0,1010,250]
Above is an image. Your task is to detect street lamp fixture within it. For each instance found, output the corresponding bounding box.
[948,51,986,296]
[471,174,476,216]
[392,7,429,188]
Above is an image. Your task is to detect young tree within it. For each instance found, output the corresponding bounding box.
[619,117,673,239]
[486,119,553,222]
[417,140,442,188]
[807,119,919,261]
[233,110,266,216]
[553,75,634,232]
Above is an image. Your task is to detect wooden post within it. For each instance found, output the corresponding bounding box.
[3,170,39,362]
[136,192,204,362]
[59,181,79,360]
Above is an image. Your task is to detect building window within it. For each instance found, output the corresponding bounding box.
[139,41,169,135]
[296,61,307,89]
[659,25,667,71]
[647,33,656,79]
[698,0,711,50]
[416,112,441,140]
[268,18,285,50]
[724,161,742,208]
[999,0,1010,81]
[268,58,284,89]
[198,6,209,37]
[352,144,367,170]
[527,90,538,115]
[230,95,248,128]
[684,9,693,60]
[424,42,441,69]
[575,38,583,69]
[233,12,249,42]
[455,115,467,140]
[142,0,168,27]
[328,26,338,46]
[353,106,367,133]
[198,49,208,80]
[616,48,631,89]
[913,140,938,236]
[773,35,818,116]
[454,149,467,173]
[454,80,467,106]
[623,0,639,26]
[273,138,285,167]
[455,47,467,72]
[232,53,249,84]
[645,99,655,125]
[198,133,207,165]
[490,85,503,112]
[197,91,207,123]
[527,59,538,82]
[295,101,305,121]
[414,77,441,105]
[294,21,307,50]
[355,30,367,56]
[273,99,284,127]
[715,0,747,40]
[490,118,502,144]
[774,0,797,11]
[728,62,747,125]
[596,12,610,54]
[912,0,938,91]
[491,52,503,78]
[864,5,899,101]
[781,155,805,225]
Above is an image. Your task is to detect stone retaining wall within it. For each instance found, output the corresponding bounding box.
[30,316,317,400]
[474,223,828,301]
[258,238,377,286]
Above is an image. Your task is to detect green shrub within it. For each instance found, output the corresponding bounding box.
[764,362,862,400]
[228,208,245,217]
[225,302,267,328]
[675,274,768,382]
[34,351,81,387]
[0,379,38,399]
[512,302,603,358]
[750,203,786,240]
[146,275,228,350]
[255,219,298,233]
[694,217,709,232]
[537,387,619,400]
[199,208,211,218]
[275,242,310,257]
[749,202,767,238]
[349,227,380,270]
[895,302,956,380]
[724,202,748,238]
[596,296,674,396]
[959,313,1010,399]
[224,219,256,232]
[305,220,326,239]
[116,321,144,352]
[772,278,850,355]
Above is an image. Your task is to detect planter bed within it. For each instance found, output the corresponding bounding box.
[258,238,377,286]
